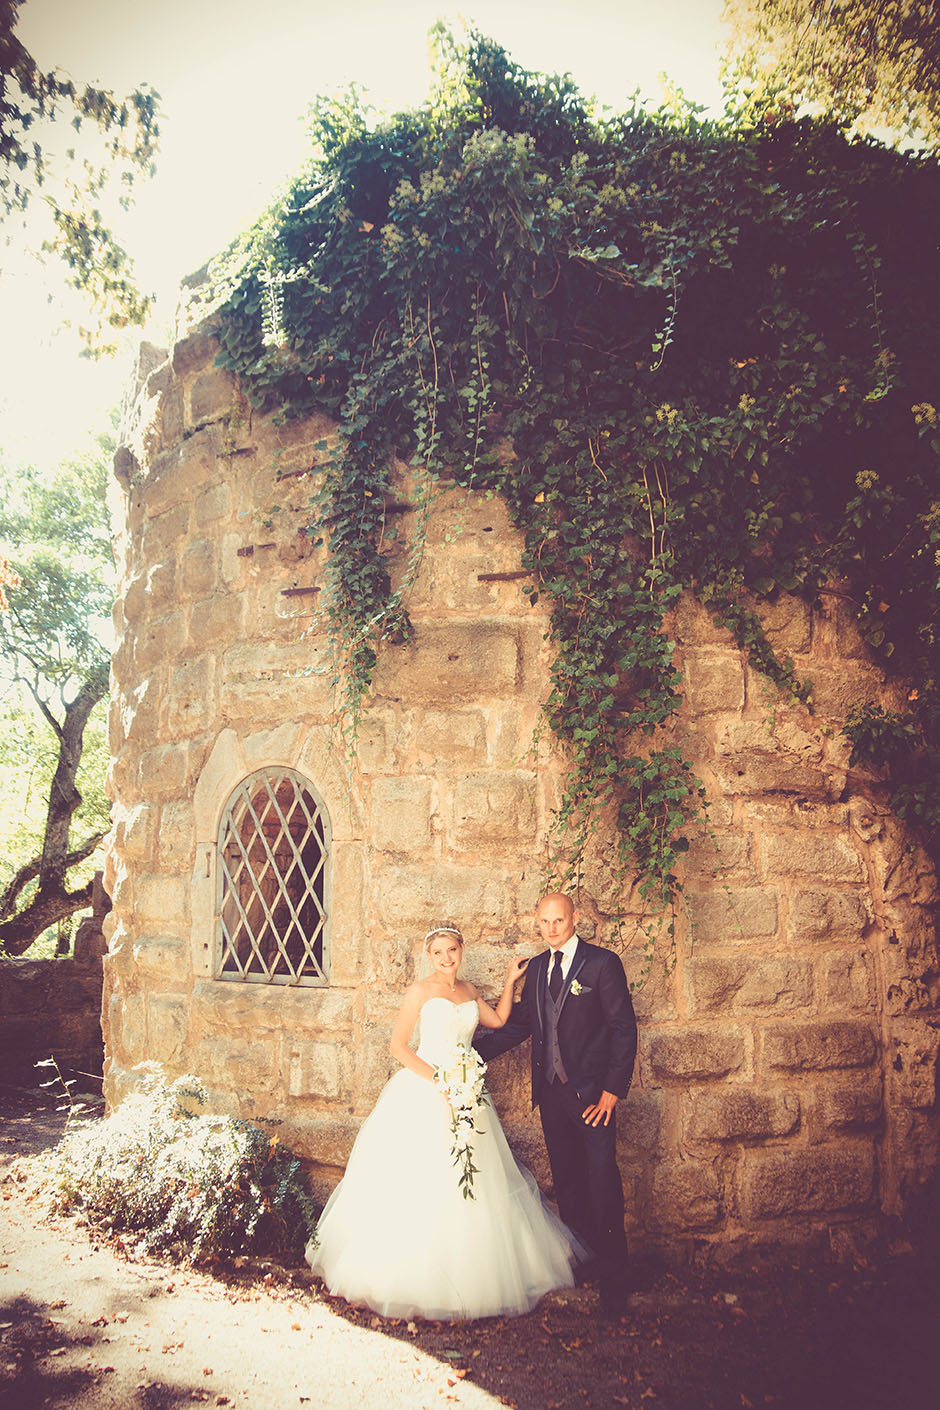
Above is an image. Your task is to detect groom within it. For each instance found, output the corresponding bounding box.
[475,892,638,1313]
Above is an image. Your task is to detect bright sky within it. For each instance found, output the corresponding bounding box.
[2,0,729,470]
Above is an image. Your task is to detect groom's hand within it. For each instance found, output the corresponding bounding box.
[582,1091,618,1127]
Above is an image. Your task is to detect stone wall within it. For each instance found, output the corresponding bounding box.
[103,328,940,1261]
[0,956,104,1083]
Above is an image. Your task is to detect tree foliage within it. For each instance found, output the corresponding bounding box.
[0,433,114,954]
[723,0,940,151]
[0,0,159,351]
[212,28,940,946]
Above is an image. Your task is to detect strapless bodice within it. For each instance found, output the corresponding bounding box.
[415,997,479,1068]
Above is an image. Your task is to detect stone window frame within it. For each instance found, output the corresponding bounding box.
[215,765,332,987]
[190,725,365,992]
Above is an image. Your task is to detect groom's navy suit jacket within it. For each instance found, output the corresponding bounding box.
[477,939,637,1108]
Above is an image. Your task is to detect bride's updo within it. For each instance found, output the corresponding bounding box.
[424,922,464,951]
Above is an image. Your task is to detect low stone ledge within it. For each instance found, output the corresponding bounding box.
[762,1020,877,1073]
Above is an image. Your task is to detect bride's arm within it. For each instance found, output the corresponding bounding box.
[389,984,436,1081]
[476,956,529,1029]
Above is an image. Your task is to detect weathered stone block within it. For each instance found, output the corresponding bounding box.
[194,481,232,528]
[409,708,487,767]
[140,503,190,562]
[142,560,176,608]
[147,995,188,1063]
[647,1028,746,1081]
[822,950,874,1010]
[167,658,214,736]
[672,593,729,646]
[220,641,333,720]
[651,1162,722,1230]
[372,622,521,703]
[683,649,745,714]
[158,800,194,860]
[452,772,537,849]
[112,991,146,1059]
[818,1081,883,1131]
[190,365,235,424]
[686,1089,800,1143]
[740,1145,874,1219]
[762,1021,877,1072]
[763,832,864,883]
[241,721,304,769]
[181,539,217,597]
[189,593,245,651]
[287,1041,349,1099]
[377,865,515,932]
[790,889,872,940]
[806,666,883,718]
[684,830,754,880]
[136,874,191,928]
[172,329,218,377]
[119,803,157,863]
[191,980,349,1037]
[133,611,184,675]
[617,1090,667,1156]
[132,934,187,979]
[688,955,813,1014]
[371,776,434,851]
[888,1023,940,1110]
[685,888,778,943]
[137,743,190,799]
[713,721,830,798]
[756,595,812,654]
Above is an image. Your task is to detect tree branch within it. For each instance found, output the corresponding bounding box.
[0,879,97,957]
[0,829,108,920]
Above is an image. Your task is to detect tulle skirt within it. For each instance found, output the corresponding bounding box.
[305,1067,582,1320]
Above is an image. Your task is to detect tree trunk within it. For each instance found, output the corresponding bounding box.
[0,671,108,957]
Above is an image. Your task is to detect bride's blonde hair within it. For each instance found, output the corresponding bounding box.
[424,922,464,951]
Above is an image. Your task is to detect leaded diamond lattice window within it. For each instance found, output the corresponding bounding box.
[216,768,330,985]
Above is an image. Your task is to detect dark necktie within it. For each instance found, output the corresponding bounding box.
[549,950,563,1001]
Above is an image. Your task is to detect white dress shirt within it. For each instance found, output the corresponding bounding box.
[549,933,580,984]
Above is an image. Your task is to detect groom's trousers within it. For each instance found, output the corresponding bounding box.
[539,1077,629,1297]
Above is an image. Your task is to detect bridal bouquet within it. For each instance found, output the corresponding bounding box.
[434,1043,488,1200]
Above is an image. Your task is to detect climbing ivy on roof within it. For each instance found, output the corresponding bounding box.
[214,27,940,943]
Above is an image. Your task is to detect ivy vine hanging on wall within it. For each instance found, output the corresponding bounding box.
[212,28,940,944]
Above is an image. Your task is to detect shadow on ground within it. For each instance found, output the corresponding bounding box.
[2,1083,939,1409]
[309,1243,940,1410]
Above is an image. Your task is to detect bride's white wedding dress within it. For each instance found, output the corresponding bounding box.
[305,996,582,1320]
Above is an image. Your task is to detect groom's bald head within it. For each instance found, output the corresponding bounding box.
[536,892,578,949]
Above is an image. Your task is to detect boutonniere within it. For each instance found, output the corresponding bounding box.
[569,979,590,997]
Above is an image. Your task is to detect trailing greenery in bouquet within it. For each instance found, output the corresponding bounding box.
[434,1043,488,1199]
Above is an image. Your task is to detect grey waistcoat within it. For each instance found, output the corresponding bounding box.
[544,984,569,1084]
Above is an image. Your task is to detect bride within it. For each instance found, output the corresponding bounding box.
[305,923,583,1320]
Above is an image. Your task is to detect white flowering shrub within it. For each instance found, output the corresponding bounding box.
[47,1065,317,1264]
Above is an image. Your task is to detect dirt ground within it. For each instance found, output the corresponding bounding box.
[2,1084,939,1410]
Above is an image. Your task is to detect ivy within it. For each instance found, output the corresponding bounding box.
[212,28,940,938]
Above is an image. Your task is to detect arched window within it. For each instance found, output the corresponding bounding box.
[215,768,330,985]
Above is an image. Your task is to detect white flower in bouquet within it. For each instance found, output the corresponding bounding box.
[434,1043,488,1199]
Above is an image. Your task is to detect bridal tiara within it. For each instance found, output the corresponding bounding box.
[424,923,463,941]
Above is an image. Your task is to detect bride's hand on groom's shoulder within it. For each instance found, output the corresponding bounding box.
[506,955,529,986]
